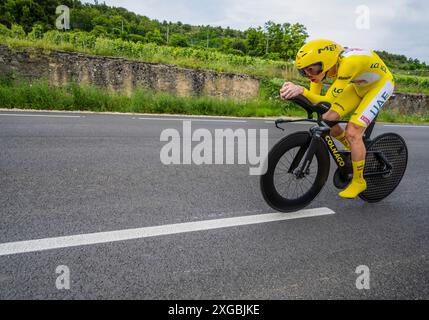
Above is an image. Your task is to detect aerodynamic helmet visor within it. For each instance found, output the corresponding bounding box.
[298,62,323,77]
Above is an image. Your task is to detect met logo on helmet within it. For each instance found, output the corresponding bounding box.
[318,44,337,54]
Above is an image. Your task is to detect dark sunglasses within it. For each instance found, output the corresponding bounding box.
[298,62,323,77]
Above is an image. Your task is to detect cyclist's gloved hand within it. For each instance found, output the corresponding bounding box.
[280,82,305,100]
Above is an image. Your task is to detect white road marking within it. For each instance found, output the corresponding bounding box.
[383,124,429,128]
[0,207,334,256]
[0,114,82,118]
[137,117,247,123]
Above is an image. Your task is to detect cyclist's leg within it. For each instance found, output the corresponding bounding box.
[339,79,395,199]
[326,84,361,150]
[349,79,394,128]
[339,122,367,198]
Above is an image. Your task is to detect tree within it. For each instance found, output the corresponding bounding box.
[110,14,130,34]
[231,39,247,54]
[283,23,308,59]
[145,28,164,45]
[245,27,265,57]
[264,21,284,55]
[170,33,188,47]
[20,4,32,32]
[71,7,98,31]
[136,16,157,34]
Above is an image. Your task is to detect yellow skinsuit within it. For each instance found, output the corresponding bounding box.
[302,48,395,199]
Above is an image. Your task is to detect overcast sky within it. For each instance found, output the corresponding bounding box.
[89,0,429,63]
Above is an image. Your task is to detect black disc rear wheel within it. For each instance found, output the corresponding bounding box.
[359,133,408,203]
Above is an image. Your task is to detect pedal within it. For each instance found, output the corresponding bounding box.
[333,169,352,189]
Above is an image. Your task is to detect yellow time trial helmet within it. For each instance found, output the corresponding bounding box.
[295,39,344,77]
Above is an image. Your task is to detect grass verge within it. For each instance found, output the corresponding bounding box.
[0,79,305,118]
[0,79,427,124]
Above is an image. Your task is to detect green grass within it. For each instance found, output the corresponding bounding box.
[0,79,306,118]
[378,110,429,124]
[393,74,429,94]
[1,79,428,124]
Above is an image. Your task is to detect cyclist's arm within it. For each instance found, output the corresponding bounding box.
[303,78,350,104]
[309,81,323,95]
[302,60,359,104]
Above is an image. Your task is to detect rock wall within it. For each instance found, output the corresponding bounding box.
[388,92,429,115]
[0,45,260,101]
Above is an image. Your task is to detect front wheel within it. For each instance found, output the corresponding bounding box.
[260,132,330,212]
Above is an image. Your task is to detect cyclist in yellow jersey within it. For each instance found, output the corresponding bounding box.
[280,39,395,199]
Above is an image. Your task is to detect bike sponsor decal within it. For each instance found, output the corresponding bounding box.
[370,91,390,116]
[370,63,388,73]
[360,115,371,125]
[332,87,344,98]
[324,136,345,167]
[338,76,352,81]
[358,81,394,126]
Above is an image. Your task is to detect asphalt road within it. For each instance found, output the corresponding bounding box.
[0,110,428,299]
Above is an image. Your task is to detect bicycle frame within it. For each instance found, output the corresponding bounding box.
[275,96,391,180]
[261,95,406,210]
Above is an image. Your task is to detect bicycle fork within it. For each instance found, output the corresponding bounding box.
[289,125,355,181]
[289,126,330,179]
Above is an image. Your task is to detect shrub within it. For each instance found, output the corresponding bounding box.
[11,24,26,39]
[169,34,189,47]
[28,24,44,40]
[0,24,12,37]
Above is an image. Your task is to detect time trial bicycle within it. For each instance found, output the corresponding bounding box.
[260,95,408,212]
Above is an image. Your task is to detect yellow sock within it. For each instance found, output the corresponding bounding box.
[333,132,351,151]
[339,160,367,199]
[352,160,365,182]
